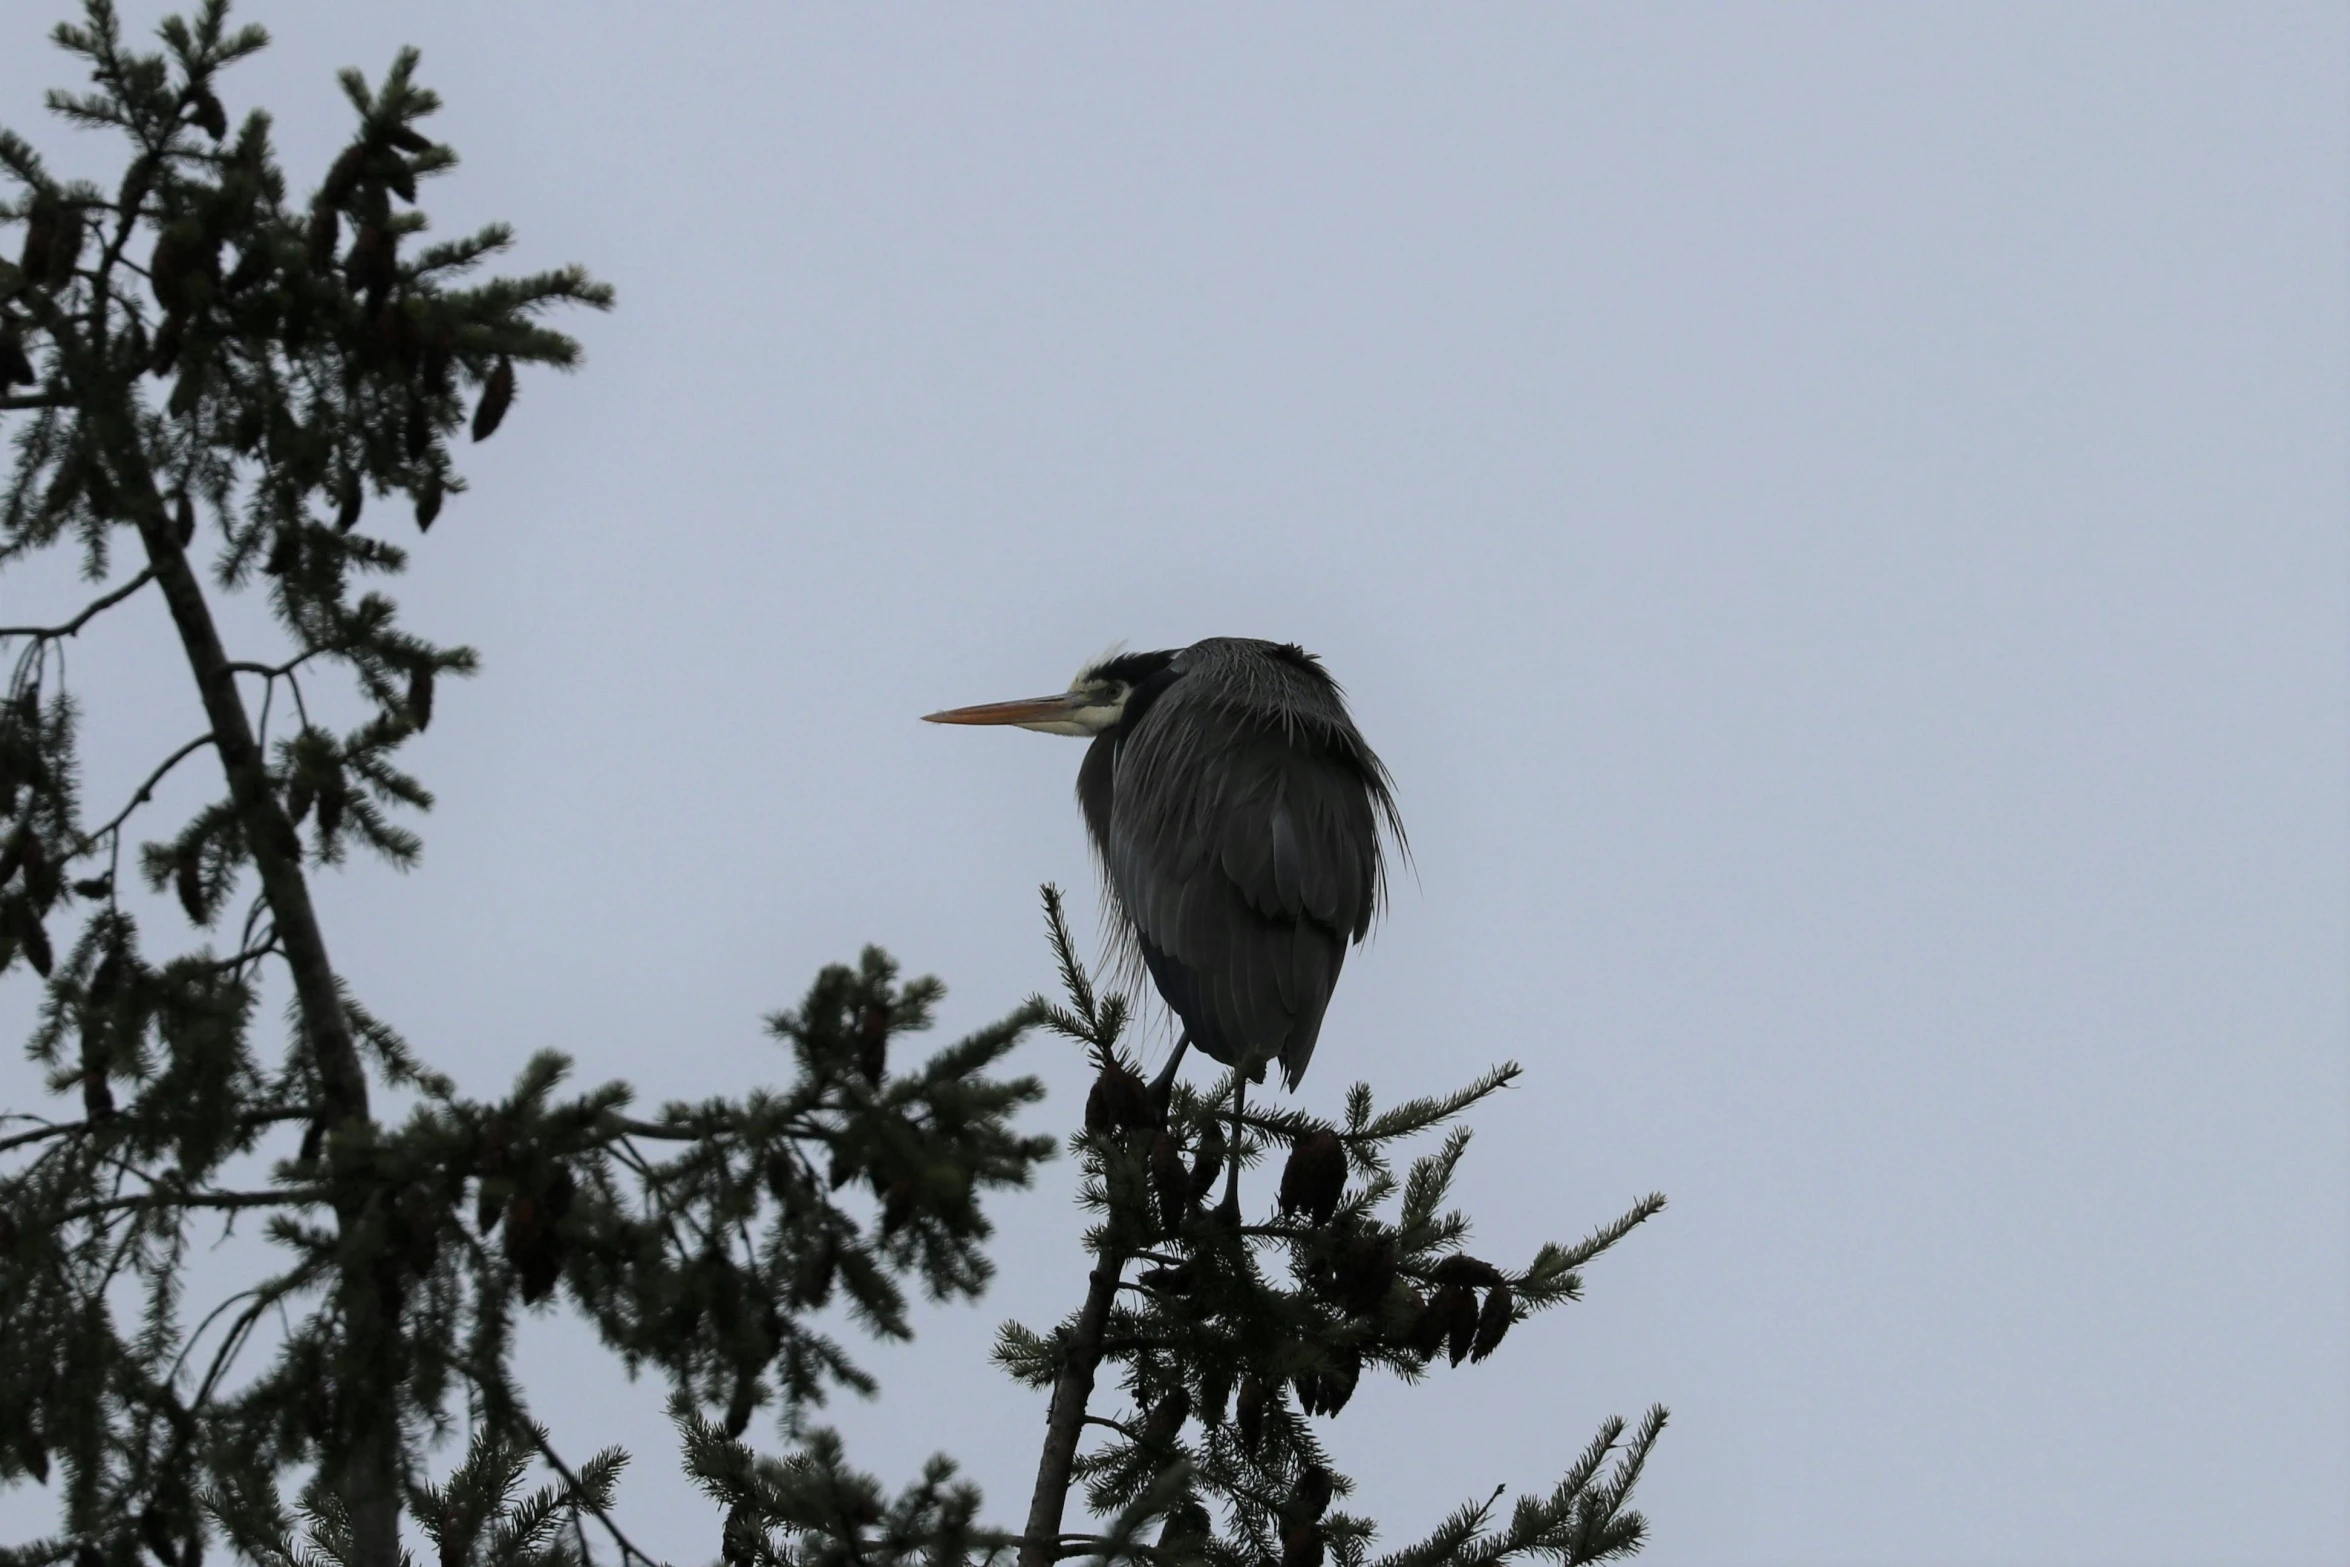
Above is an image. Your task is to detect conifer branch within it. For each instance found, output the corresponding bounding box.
[1551,1194,1670,1273]
[58,1183,326,1222]
[0,1103,309,1156]
[528,1423,662,1567]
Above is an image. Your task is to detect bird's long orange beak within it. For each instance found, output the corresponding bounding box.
[922,693,1086,726]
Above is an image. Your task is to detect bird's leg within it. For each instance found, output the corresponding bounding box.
[1217,1072,1245,1223]
[1148,1032,1192,1119]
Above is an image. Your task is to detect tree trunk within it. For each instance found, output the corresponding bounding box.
[1020,1255,1127,1567]
[126,490,400,1567]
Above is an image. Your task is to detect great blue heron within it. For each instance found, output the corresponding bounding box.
[925,637,1403,1104]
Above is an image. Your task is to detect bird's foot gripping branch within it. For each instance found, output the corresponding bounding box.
[1004,884,1670,1567]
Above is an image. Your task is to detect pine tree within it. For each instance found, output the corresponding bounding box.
[2,8,1052,1567]
[3,7,1668,1566]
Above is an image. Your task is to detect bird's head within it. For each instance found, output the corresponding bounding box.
[923,648,1175,738]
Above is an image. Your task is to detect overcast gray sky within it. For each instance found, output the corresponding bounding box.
[3,4,2345,1564]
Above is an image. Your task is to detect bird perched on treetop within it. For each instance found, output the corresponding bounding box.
[926,638,1403,1095]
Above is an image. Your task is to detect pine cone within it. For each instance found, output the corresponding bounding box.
[403,393,429,461]
[1150,1128,1188,1231]
[1403,1285,1459,1362]
[19,197,57,280]
[18,831,53,905]
[408,665,435,730]
[1084,1061,1152,1135]
[343,223,395,311]
[82,1065,115,1122]
[1438,1282,1480,1366]
[88,942,124,1003]
[1278,1128,1345,1226]
[1332,1230,1398,1315]
[188,85,228,141]
[0,326,33,388]
[305,203,338,274]
[42,208,82,289]
[507,1185,565,1303]
[504,1190,539,1256]
[1319,1347,1361,1415]
[477,1113,514,1179]
[720,1503,758,1567]
[1158,1501,1212,1561]
[1470,1283,1514,1362]
[149,231,188,310]
[173,848,203,923]
[398,1181,440,1276]
[116,160,153,222]
[880,1175,916,1236]
[1139,1387,1191,1448]
[1293,1464,1334,1522]
[1429,1253,1509,1289]
[472,355,514,441]
[13,911,48,977]
[1187,1119,1225,1201]
[321,145,367,205]
[856,1000,889,1083]
[788,1231,838,1308]
[150,312,184,378]
[762,1148,804,1207]
[1235,1373,1266,1453]
[543,1163,575,1223]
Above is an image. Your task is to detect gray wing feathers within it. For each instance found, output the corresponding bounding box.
[1103,680,1379,1086]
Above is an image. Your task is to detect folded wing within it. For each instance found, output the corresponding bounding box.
[1101,682,1381,1089]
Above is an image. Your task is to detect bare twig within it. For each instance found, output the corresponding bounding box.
[0,392,69,412]
[78,731,217,846]
[0,567,156,639]
[226,645,337,680]
[210,937,281,973]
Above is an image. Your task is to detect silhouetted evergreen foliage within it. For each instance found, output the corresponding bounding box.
[692,891,1667,1567]
[1,8,1050,1567]
[3,6,1667,1565]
